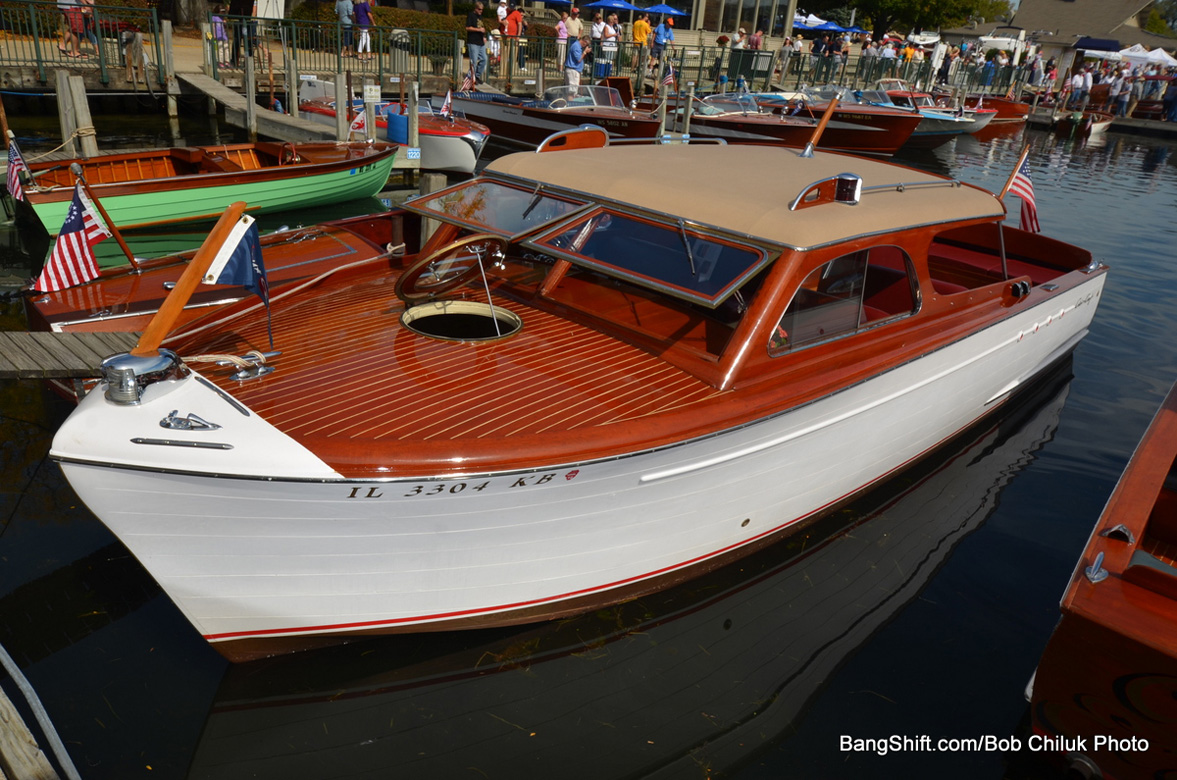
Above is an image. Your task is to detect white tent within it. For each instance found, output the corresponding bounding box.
[1146,47,1177,67]
[1118,43,1150,65]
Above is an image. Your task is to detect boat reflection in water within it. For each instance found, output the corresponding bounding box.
[189,363,1074,780]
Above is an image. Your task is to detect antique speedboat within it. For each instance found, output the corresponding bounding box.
[48,131,1107,661]
[1027,380,1177,779]
[658,94,919,156]
[15,142,398,235]
[297,78,490,174]
[190,366,1071,774]
[449,85,661,148]
[1053,110,1114,139]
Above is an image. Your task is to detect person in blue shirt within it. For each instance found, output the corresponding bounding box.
[649,17,673,72]
[564,34,589,87]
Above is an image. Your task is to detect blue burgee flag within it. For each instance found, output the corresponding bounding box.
[203,214,273,347]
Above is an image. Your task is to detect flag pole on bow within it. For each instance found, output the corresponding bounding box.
[68,163,141,271]
[999,144,1031,199]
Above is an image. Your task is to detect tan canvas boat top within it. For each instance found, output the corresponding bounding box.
[486,144,1007,249]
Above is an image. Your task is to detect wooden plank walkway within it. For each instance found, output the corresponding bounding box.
[0,332,140,379]
[177,73,339,143]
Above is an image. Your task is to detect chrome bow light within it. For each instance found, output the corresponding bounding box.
[101,349,187,405]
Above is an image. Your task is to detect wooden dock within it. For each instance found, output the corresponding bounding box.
[0,332,139,380]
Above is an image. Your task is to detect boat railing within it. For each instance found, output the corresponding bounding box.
[0,0,164,85]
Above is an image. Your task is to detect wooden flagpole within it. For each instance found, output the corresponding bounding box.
[999,144,1031,199]
[69,164,141,271]
[132,201,247,357]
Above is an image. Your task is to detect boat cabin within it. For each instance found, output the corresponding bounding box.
[397,142,1094,393]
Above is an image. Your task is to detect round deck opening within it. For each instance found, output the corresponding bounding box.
[401,300,523,342]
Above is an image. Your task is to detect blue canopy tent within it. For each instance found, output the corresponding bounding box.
[644,3,686,14]
[811,21,844,32]
[583,0,643,10]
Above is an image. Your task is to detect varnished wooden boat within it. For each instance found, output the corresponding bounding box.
[24,210,419,337]
[643,94,920,156]
[1027,380,1177,779]
[190,365,1070,773]
[449,85,661,148]
[46,132,1107,661]
[1053,110,1114,139]
[17,141,398,235]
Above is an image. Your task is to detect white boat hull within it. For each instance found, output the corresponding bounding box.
[52,274,1105,652]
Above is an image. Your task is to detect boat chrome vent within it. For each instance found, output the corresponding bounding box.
[401,300,523,342]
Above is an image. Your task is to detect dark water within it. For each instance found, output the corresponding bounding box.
[1,121,1176,779]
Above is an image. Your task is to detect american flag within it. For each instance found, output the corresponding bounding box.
[35,184,111,292]
[440,89,453,116]
[6,141,28,201]
[1007,156,1040,233]
[662,61,675,88]
[460,66,475,91]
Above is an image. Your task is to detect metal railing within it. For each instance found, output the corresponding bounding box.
[0,0,162,84]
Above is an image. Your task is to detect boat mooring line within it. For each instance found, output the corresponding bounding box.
[0,640,83,780]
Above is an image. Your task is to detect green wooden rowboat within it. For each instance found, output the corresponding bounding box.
[18,141,398,236]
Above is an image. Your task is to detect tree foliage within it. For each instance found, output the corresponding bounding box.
[801,0,1012,38]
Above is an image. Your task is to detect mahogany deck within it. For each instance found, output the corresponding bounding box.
[176,268,722,477]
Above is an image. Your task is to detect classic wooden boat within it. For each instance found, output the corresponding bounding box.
[23,209,419,337]
[17,142,398,236]
[962,94,1030,123]
[1027,379,1177,779]
[190,365,1070,773]
[448,85,661,148]
[859,88,978,138]
[297,95,490,174]
[649,94,919,156]
[1053,110,1114,139]
[48,132,1107,661]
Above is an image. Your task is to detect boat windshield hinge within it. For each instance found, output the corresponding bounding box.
[1099,524,1136,545]
[1084,551,1109,584]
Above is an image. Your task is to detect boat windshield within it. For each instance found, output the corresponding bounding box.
[698,94,760,115]
[542,85,626,109]
[405,180,589,237]
[524,208,767,308]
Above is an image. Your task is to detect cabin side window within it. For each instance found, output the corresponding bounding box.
[769,246,918,355]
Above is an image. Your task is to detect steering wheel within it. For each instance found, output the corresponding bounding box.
[395,233,507,303]
[279,141,298,165]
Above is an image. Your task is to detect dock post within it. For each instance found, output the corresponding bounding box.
[200,21,213,76]
[244,55,257,141]
[334,71,347,140]
[656,83,668,138]
[67,76,98,157]
[682,83,694,138]
[408,82,419,148]
[162,20,179,119]
[54,71,79,158]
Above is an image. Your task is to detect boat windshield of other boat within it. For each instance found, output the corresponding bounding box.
[46,131,1108,661]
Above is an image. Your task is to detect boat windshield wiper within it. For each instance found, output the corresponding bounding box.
[678,219,697,276]
[521,183,544,220]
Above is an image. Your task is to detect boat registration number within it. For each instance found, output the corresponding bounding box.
[346,470,581,499]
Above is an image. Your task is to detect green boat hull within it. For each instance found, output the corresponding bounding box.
[31,154,396,236]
